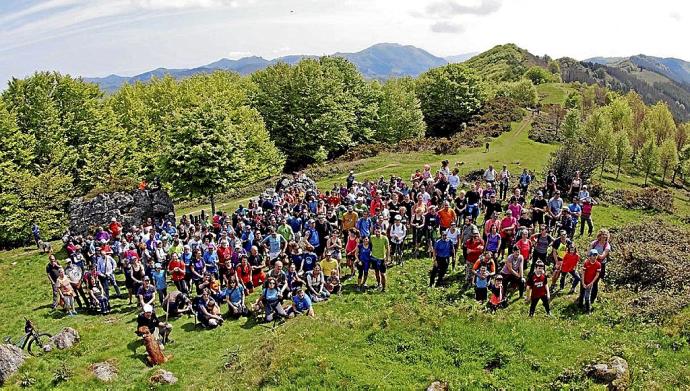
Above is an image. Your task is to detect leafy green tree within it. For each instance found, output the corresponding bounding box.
[564,91,582,110]
[658,139,679,184]
[607,98,633,133]
[251,59,361,165]
[375,77,426,142]
[523,66,553,85]
[582,108,614,177]
[160,81,283,214]
[160,101,246,215]
[560,109,581,140]
[547,60,561,76]
[639,140,660,186]
[416,63,485,137]
[495,79,538,108]
[612,132,632,179]
[644,102,677,146]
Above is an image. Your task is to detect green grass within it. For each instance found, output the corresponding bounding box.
[536,83,575,106]
[1,106,690,388]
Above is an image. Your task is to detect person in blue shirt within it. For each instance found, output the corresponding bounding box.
[288,215,303,241]
[259,278,288,322]
[430,231,453,287]
[307,221,320,249]
[151,263,167,306]
[300,250,318,275]
[203,245,219,278]
[519,169,532,194]
[31,222,41,249]
[568,197,582,237]
[356,210,373,238]
[355,236,374,291]
[223,277,248,318]
[288,289,314,317]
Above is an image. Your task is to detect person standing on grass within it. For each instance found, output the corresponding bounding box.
[578,249,602,313]
[526,261,551,317]
[46,254,62,310]
[430,231,453,287]
[370,227,389,292]
[519,169,532,195]
[498,165,511,200]
[588,229,611,304]
[151,263,167,306]
[96,248,121,300]
[549,230,572,291]
[355,236,374,291]
[474,265,490,302]
[579,198,597,237]
[559,244,581,294]
[445,222,461,271]
[464,230,485,288]
[31,222,41,249]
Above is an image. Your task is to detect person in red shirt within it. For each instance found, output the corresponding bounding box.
[217,240,233,266]
[514,229,532,265]
[559,245,581,294]
[578,249,602,313]
[167,252,187,294]
[236,255,254,293]
[109,217,122,238]
[497,210,517,261]
[526,261,550,317]
[464,231,485,287]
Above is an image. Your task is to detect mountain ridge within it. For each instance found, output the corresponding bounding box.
[85,43,456,92]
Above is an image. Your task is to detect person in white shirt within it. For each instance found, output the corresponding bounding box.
[483,165,497,186]
[445,222,461,271]
[389,215,407,265]
[448,168,461,197]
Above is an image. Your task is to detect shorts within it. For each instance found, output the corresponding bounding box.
[356,260,370,274]
[346,254,356,267]
[372,257,387,273]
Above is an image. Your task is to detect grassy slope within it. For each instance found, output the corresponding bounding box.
[1,86,689,389]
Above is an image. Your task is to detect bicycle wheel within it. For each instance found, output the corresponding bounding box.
[27,333,52,356]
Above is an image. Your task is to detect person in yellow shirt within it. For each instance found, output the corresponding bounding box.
[319,251,340,278]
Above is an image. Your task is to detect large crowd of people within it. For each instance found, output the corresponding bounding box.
[45,160,611,346]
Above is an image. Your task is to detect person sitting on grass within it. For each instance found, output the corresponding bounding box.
[288,288,315,317]
[136,304,173,345]
[162,290,191,318]
[307,264,330,302]
[261,277,288,322]
[196,289,224,328]
[86,273,110,314]
[325,269,342,295]
[224,277,248,318]
[500,246,525,298]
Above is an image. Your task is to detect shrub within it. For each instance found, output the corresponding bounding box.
[601,187,674,213]
[607,220,690,322]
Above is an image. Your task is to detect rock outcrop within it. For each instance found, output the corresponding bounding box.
[91,361,118,382]
[150,369,177,385]
[585,356,629,390]
[0,344,26,385]
[69,189,175,236]
[49,327,80,350]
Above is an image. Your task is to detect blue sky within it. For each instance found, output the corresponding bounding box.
[1,0,688,85]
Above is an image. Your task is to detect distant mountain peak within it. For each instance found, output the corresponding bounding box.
[85,43,450,92]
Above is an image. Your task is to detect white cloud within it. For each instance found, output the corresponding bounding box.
[430,21,465,34]
[129,0,241,10]
[426,0,502,17]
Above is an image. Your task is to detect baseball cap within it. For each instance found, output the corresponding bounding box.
[154,263,162,269]
[588,249,599,256]
[143,304,153,313]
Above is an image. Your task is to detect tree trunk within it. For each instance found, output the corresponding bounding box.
[671,165,678,185]
[600,156,606,179]
[616,161,621,180]
[644,170,649,186]
[662,166,667,185]
[210,193,216,216]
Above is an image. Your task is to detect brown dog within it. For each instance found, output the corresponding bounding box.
[137,326,170,366]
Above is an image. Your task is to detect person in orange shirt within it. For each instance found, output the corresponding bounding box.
[341,205,359,243]
[438,201,457,231]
